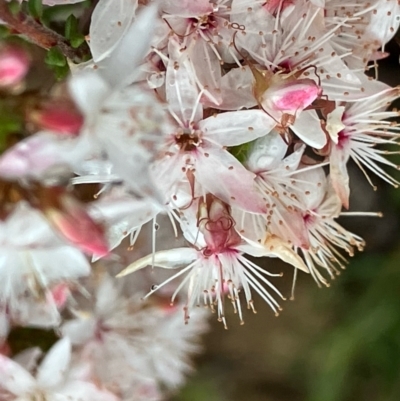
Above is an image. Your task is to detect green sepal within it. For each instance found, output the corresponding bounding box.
[27,0,43,19]
[45,46,66,67]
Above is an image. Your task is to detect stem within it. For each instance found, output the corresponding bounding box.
[0,0,90,62]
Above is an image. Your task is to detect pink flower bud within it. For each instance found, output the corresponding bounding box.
[0,46,30,87]
[40,188,109,257]
[30,104,84,136]
[263,79,320,114]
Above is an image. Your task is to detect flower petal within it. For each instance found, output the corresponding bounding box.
[291,110,327,149]
[37,337,71,388]
[194,144,267,213]
[89,0,138,63]
[200,110,276,146]
[117,248,198,277]
[0,354,36,395]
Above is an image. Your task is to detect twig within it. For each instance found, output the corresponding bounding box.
[0,0,90,62]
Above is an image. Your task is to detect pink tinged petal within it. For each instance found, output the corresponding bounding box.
[0,46,30,87]
[117,248,198,277]
[207,66,256,111]
[264,0,294,13]
[189,39,222,105]
[269,202,310,249]
[263,79,320,114]
[199,110,276,146]
[0,133,89,180]
[0,354,36,395]
[166,39,202,124]
[330,145,350,210]
[290,110,327,149]
[37,337,71,388]
[194,145,267,213]
[89,0,139,63]
[161,0,213,16]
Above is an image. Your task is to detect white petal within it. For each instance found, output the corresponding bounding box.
[166,39,202,124]
[0,354,36,395]
[13,348,42,373]
[99,3,159,88]
[246,131,288,173]
[291,110,327,149]
[117,248,198,277]
[62,319,96,345]
[200,110,276,146]
[194,144,267,213]
[68,72,110,118]
[37,338,71,388]
[89,0,139,63]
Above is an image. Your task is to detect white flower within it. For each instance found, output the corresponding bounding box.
[62,274,208,396]
[118,196,308,327]
[0,202,90,327]
[0,338,118,401]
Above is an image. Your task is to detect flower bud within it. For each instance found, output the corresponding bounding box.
[0,45,30,87]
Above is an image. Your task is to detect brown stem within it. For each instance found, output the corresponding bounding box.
[0,0,90,62]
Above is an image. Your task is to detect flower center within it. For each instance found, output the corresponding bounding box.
[190,14,217,31]
[175,131,201,151]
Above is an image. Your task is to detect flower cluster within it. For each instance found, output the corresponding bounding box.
[0,0,399,400]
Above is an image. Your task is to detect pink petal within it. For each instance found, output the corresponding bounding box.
[194,144,267,213]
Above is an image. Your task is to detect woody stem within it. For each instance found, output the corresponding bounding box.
[0,0,89,62]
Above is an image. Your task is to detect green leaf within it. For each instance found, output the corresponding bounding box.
[70,34,85,49]
[65,14,78,40]
[51,63,70,81]
[65,14,85,49]
[45,46,66,67]
[228,142,253,164]
[0,25,10,39]
[7,0,21,16]
[27,0,43,19]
